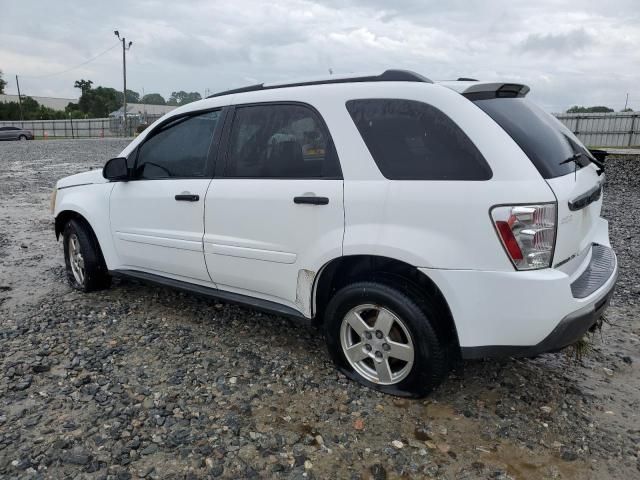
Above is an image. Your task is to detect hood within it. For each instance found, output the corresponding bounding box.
[57,169,107,189]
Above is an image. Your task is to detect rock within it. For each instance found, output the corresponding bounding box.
[13,376,32,391]
[540,406,552,413]
[141,444,159,455]
[369,463,387,480]
[353,418,365,430]
[62,448,91,465]
[561,450,578,461]
[32,363,50,373]
[391,440,404,449]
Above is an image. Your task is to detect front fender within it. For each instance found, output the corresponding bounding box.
[54,183,118,269]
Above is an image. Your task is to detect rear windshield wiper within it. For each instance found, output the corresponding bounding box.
[560,152,604,176]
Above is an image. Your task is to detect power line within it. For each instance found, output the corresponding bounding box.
[18,42,120,79]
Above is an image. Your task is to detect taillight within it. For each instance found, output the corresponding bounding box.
[491,203,556,270]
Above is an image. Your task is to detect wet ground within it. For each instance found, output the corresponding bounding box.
[0,139,638,479]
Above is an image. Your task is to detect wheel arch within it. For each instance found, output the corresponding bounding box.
[55,210,108,267]
[312,255,460,353]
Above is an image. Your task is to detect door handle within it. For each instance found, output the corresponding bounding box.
[175,194,200,202]
[293,196,329,205]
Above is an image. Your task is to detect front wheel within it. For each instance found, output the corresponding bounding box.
[63,219,110,292]
[18,135,27,141]
[324,281,449,397]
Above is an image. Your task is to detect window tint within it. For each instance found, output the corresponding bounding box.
[225,104,339,178]
[346,99,492,180]
[473,97,590,179]
[134,111,220,179]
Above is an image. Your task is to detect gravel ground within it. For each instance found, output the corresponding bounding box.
[0,139,638,480]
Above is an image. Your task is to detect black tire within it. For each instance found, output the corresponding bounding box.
[324,281,449,397]
[18,135,27,141]
[63,219,111,292]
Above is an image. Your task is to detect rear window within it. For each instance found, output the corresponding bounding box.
[473,97,590,179]
[346,99,492,180]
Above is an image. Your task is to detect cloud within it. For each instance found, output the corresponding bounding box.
[519,29,594,54]
[0,0,638,112]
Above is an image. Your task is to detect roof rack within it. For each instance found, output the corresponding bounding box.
[207,69,433,98]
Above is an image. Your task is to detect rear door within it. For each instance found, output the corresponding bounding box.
[204,103,344,311]
[473,97,605,270]
[110,110,223,282]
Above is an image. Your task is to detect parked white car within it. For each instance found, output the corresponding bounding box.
[52,70,617,397]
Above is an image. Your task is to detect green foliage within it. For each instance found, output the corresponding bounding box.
[74,79,93,94]
[67,80,141,117]
[0,96,69,120]
[141,93,166,105]
[122,89,140,103]
[566,105,614,113]
[621,108,634,112]
[167,90,202,106]
[0,70,7,94]
[67,82,121,117]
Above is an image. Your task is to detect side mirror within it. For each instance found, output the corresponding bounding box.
[103,157,129,181]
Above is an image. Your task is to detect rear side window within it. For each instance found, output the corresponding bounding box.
[346,99,492,180]
[473,97,590,179]
[224,104,340,178]
[134,111,220,179]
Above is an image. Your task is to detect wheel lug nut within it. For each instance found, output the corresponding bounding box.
[382,343,390,351]
[365,332,372,340]
[365,344,372,351]
[375,330,383,339]
[375,351,383,359]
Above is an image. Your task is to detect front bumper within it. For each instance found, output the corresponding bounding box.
[420,244,618,359]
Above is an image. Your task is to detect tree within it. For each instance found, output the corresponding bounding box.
[566,105,614,113]
[74,79,93,95]
[621,108,634,112]
[167,90,202,106]
[123,89,140,103]
[0,96,68,120]
[141,93,166,105]
[67,85,121,117]
[0,70,6,94]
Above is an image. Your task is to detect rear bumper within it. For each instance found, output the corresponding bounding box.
[420,244,618,359]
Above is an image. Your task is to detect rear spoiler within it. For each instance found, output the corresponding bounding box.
[438,81,530,100]
[462,83,530,100]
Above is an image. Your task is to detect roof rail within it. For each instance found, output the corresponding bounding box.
[207,69,433,98]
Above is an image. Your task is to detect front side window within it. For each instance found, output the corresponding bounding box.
[346,99,492,180]
[134,111,220,179]
[224,104,340,178]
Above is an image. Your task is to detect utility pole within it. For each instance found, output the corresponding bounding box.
[114,30,133,136]
[15,75,24,122]
[624,93,629,111]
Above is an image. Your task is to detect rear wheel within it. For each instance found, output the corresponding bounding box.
[324,281,449,397]
[63,219,110,292]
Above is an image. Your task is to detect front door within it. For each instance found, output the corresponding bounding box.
[204,103,344,312]
[110,110,222,282]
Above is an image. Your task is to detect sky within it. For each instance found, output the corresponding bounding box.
[0,0,638,112]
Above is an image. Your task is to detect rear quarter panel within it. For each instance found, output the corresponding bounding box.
[323,82,556,270]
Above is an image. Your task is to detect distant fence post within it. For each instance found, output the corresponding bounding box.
[630,115,638,147]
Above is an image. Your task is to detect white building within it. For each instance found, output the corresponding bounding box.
[0,94,77,111]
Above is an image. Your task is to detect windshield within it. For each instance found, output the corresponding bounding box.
[473,97,591,179]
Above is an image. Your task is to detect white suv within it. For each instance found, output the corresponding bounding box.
[52,70,618,397]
